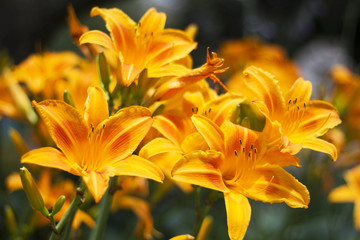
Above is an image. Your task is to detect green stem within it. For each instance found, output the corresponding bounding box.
[49,181,86,240]
[193,188,221,236]
[89,176,118,240]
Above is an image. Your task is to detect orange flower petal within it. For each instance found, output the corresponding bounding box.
[111,155,164,183]
[21,147,80,175]
[260,150,300,167]
[224,193,251,240]
[82,171,110,203]
[72,210,95,229]
[301,138,337,161]
[139,8,166,34]
[90,7,135,53]
[328,185,356,202]
[79,30,115,51]
[99,106,153,164]
[171,150,228,193]
[290,100,342,139]
[32,100,88,166]
[139,137,183,171]
[153,112,194,147]
[198,93,245,126]
[147,29,197,67]
[240,66,285,119]
[285,77,312,103]
[191,115,224,152]
[245,165,310,208]
[181,132,209,153]
[84,86,109,128]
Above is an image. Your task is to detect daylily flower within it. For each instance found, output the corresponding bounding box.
[6,170,94,229]
[231,66,341,160]
[21,86,163,202]
[11,51,98,111]
[220,37,300,93]
[79,7,197,86]
[329,164,360,230]
[172,115,310,240]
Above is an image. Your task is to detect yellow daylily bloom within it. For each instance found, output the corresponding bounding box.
[80,7,197,86]
[232,66,341,160]
[10,51,98,111]
[21,86,163,203]
[329,165,360,230]
[220,37,300,93]
[172,115,310,240]
[6,170,94,229]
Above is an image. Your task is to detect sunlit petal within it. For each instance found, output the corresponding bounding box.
[285,77,312,103]
[301,138,337,161]
[224,193,251,240]
[100,106,153,164]
[191,115,224,152]
[32,100,88,165]
[84,86,109,128]
[82,171,110,203]
[21,147,81,175]
[139,8,166,34]
[112,155,164,183]
[240,66,285,119]
[79,30,115,51]
[172,150,228,193]
[290,100,342,139]
[245,165,310,208]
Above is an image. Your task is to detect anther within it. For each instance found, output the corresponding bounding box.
[251,144,253,150]
[196,107,198,113]
[288,100,291,104]
[294,98,297,104]
[192,108,194,113]
[209,107,212,113]
[234,150,238,156]
[240,140,242,145]
[254,148,257,154]
[297,106,300,111]
[248,152,251,158]
[103,124,105,130]
[304,103,306,108]
[242,147,245,153]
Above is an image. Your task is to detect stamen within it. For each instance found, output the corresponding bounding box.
[293,98,297,104]
[240,139,242,145]
[234,150,238,156]
[288,99,291,104]
[209,107,212,113]
[250,144,253,150]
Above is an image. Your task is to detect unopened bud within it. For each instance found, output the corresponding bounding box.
[50,195,66,217]
[9,128,28,155]
[169,235,194,240]
[4,205,18,238]
[63,90,75,107]
[197,215,213,240]
[19,167,49,217]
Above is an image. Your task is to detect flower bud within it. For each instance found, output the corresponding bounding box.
[50,195,66,217]
[169,235,194,240]
[63,90,76,107]
[19,167,49,217]
[4,205,18,238]
[197,215,213,240]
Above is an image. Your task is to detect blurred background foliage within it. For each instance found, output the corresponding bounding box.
[0,0,360,239]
